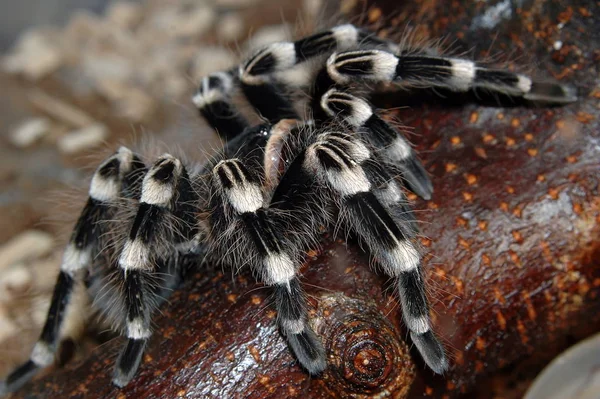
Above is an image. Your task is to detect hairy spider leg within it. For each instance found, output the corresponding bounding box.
[1,148,146,394]
[208,155,328,373]
[194,24,397,135]
[319,88,433,200]
[113,155,198,387]
[326,49,577,103]
[302,131,448,373]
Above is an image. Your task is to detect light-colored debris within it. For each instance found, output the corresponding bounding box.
[28,89,96,128]
[0,307,18,343]
[0,230,54,271]
[216,0,257,7]
[2,29,63,80]
[0,265,33,297]
[10,118,51,148]
[217,13,245,42]
[191,47,237,81]
[170,6,216,38]
[245,24,293,53]
[106,1,144,30]
[57,123,109,154]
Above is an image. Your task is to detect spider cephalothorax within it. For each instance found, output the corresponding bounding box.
[1,23,575,393]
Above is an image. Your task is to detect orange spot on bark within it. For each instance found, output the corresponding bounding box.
[509,250,522,267]
[451,276,464,295]
[517,319,529,344]
[249,345,261,363]
[512,206,523,218]
[445,162,457,172]
[478,220,488,231]
[482,133,495,143]
[464,174,478,185]
[494,288,506,304]
[475,361,485,372]
[512,230,523,243]
[527,148,538,157]
[474,146,487,159]
[368,7,382,22]
[456,217,468,227]
[482,253,491,265]
[496,310,507,330]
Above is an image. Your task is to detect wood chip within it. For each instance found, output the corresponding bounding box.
[10,117,51,148]
[57,123,109,154]
[28,89,96,128]
[0,230,54,271]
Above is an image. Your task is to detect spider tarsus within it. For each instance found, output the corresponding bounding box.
[1,360,40,395]
[287,328,327,375]
[410,331,448,375]
[524,82,578,104]
[112,339,147,388]
[399,156,433,200]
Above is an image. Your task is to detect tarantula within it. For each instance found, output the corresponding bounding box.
[1,23,575,393]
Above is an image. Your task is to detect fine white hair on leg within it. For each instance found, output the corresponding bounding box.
[517,74,533,93]
[263,253,296,285]
[116,146,134,174]
[192,71,235,108]
[326,167,372,197]
[448,58,476,91]
[385,136,413,162]
[241,42,296,85]
[404,314,431,335]
[119,239,151,271]
[89,171,120,202]
[324,133,371,163]
[31,342,54,367]
[327,50,398,84]
[140,179,173,206]
[227,183,263,214]
[320,89,373,128]
[331,24,359,49]
[126,318,151,340]
[377,181,404,206]
[281,317,306,335]
[140,155,182,207]
[304,143,372,196]
[60,244,92,275]
[383,240,420,275]
[213,159,264,214]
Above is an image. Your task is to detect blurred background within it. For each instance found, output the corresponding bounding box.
[0,0,109,51]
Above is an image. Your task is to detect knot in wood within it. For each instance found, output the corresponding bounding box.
[316,294,415,397]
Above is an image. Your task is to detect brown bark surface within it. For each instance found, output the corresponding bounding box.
[6,0,600,398]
